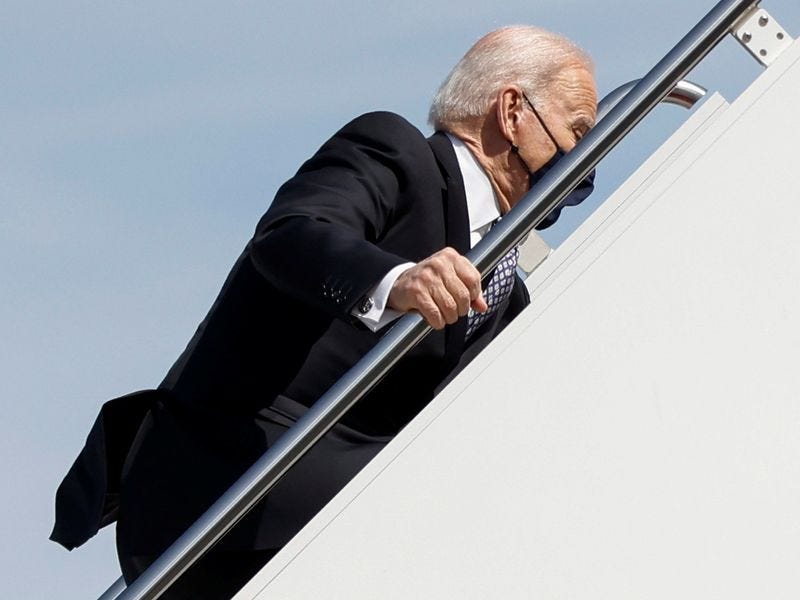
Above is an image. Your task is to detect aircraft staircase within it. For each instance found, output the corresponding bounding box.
[99,1,800,598]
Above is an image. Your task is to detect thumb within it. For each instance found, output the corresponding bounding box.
[471,292,488,313]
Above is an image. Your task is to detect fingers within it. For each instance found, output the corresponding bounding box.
[388,247,484,329]
[451,254,486,313]
[417,288,447,330]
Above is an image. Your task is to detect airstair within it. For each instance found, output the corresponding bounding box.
[101,1,800,598]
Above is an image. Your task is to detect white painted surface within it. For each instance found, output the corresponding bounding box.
[237,40,800,600]
[517,231,551,274]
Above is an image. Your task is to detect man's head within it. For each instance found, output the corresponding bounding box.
[430,26,597,212]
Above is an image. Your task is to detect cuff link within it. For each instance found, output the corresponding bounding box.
[357,296,374,315]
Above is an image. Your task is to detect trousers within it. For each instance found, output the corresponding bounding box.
[117,395,393,597]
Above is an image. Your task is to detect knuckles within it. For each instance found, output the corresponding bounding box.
[463,270,480,289]
[426,256,446,272]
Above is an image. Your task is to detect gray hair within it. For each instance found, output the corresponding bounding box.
[429,26,593,130]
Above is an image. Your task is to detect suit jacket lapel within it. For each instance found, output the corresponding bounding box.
[427,131,470,254]
[427,131,470,364]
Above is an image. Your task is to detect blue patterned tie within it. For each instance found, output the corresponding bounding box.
[466,244,520,338]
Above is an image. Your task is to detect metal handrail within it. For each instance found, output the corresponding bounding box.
[106,1,760,598]
[98,577,126,600]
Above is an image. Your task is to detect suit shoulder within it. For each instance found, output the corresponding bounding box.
[336,111,430,151]
[344,111,420,132]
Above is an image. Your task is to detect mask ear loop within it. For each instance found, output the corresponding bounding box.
[509,142,533,175]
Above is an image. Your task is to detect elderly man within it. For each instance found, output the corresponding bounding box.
[51,25,596,599]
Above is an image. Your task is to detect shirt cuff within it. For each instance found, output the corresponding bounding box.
[352,262,415,332]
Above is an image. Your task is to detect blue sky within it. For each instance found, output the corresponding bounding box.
[2,1,797,597]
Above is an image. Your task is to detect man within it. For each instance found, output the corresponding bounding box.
[51,25,597,599]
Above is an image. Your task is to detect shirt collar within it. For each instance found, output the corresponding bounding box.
[445,133,501,233]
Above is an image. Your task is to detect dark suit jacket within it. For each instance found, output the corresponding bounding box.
[51,112,529,557]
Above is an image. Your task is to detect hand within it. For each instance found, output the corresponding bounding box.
[388,247,487,329]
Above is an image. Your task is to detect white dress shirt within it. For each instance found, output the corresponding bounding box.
[353,133,501,331]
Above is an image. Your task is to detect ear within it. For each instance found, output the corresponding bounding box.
[495,86,526,145]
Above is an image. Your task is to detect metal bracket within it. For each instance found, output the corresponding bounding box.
[733,7,794,67]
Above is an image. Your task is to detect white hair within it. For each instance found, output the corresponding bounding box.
[429,26,593,130]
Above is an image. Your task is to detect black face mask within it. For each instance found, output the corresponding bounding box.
[515,93,596,230]
[528,149,595,230]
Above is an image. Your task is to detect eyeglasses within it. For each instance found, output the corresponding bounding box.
[521,92,564,153]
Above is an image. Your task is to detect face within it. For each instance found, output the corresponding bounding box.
[508,65,597,204]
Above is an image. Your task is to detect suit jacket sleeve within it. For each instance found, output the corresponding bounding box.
[250,111,433,318]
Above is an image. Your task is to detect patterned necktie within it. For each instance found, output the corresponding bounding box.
[466,245,520,338]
